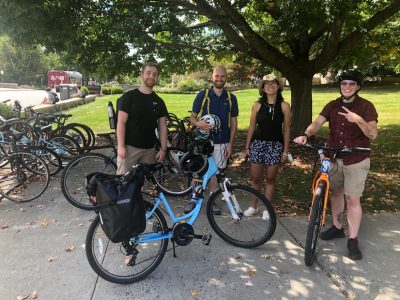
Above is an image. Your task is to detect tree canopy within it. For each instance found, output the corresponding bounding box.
[1,0,399,131]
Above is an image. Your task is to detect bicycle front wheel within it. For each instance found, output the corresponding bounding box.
[61,153,116,210]
[207,184,277,248]
[0,152,50,202]
[85,203,168,284]
[304,182,326,266]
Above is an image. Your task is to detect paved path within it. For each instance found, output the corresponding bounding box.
[0,175,399,300]
[0,88,50,107]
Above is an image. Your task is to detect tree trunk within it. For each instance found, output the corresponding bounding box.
[287,73,314,136]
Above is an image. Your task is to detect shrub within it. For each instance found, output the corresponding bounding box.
[111,86,124,94]
[101,86,123,95]
[102,86,111,95]
[177,78,207,92]
[81,86,89,96]
[0,103,16,119]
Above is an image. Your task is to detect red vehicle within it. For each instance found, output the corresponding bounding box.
[47,70,82,91]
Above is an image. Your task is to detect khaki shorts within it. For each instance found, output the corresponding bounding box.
[329,158,370,197]
[116,145,156,175]
[213,143,228,169]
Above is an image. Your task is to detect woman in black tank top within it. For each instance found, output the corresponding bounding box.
[244,74,291,216]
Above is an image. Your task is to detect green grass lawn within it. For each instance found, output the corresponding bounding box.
[65,86,400,214]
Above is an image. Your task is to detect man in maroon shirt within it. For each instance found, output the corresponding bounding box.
[294,69,378,260]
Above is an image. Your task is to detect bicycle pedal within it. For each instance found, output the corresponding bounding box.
[202,234,212,246]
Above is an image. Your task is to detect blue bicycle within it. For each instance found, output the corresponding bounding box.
[85,139,277,284]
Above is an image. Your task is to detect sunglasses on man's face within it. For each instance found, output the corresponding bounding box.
[340,81,357,86]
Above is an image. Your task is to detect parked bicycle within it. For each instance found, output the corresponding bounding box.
[296,143,371,266]
[85,137,277,284]
[0,124,50,202]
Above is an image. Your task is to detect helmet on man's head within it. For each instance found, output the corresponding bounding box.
[198,114,221,138]
[338,69,364,86]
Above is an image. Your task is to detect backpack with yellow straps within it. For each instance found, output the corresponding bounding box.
[199,88,233,127]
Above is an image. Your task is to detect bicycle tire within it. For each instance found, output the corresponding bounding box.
[66,123,96,148]
[153,148,192,196]
[85,202,168,284]
[304,182,326,266]
[61,127,87,150]
[61,152,117,210]
[206,184,277,248]
[48,135,81,160]
[0,152,50,202]
[27,146,62,176]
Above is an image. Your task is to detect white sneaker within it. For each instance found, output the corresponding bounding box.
[243,207,258,217]
[262,210,270,220]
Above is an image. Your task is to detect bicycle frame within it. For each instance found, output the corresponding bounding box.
[309,157,331,226]
[135,156,221,244]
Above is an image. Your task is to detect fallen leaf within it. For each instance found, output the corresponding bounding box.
[39,220,49,227]
[5,208,10,212]
[232,255,241,259]
[52,219,57,223]
[261,254,272,259]
[48,256,57,262]
[78,223,84,227]
[36,205,44,209]
[16,295,29,300]
[31,290,38,299]
[190,290,200,297]
[62,233,69,237]
[246,267,256,277]
[66,245,75,252]
[1,224,8,229]
[19,208,26,212]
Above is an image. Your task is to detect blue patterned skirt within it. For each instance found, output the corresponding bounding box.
[249,140,283,165]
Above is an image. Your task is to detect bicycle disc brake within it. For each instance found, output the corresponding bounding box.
[172,223,194,246]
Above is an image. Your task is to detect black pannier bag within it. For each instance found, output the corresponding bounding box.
[86,166,147,243]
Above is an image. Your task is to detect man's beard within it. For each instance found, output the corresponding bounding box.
[213,80,226,89]
[144,79,156,88]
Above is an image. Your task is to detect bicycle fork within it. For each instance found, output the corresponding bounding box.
[309,174,330,226]
[220,178,242,220]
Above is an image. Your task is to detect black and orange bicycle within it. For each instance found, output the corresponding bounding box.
[297,143,371,266]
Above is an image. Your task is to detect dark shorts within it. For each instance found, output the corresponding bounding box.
[249,140,283,165]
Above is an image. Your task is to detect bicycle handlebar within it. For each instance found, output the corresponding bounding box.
[298,142,371,153]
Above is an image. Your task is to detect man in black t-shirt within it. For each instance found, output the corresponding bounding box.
[116,63,168,174]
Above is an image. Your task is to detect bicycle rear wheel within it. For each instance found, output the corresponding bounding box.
[28,146,62,176]
[304,182,326,266]
[153,148,192,196]
[85,202,168,284]
[61,153,116,210]
[207,184,277,248]
[0,152,50,202]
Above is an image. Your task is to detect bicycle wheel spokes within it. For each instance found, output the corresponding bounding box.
[61,153,116,210]
[207,184,276,248]
[86,207,168,284]
[0,152,50,202]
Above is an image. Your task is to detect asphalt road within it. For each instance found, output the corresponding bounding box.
[0,88,50,107]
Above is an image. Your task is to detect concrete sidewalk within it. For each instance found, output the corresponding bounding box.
[0,177,399,300]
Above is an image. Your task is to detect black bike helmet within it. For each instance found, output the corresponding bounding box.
[179,152,208,177]
[338,69,364,86]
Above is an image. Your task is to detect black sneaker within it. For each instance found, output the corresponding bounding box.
[320,225,345,240]
[347,238,362,260]
[184,200,197,214]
